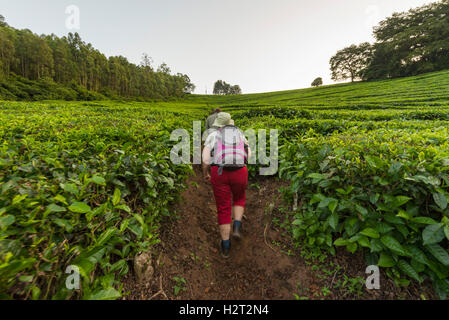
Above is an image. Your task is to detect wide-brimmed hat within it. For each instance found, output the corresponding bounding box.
[212,112,233,128]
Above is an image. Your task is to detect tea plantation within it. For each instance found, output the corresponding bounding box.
[1,70,449,299]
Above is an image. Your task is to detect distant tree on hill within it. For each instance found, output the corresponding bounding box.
[230,85,242,95]
[330,1,449,82]
[213,80,225,95]
[0,27,14,77]
[157,62,171,74]
[140,53,154,70]
[213,80,242,95]
[311,77,323,87]
[330,42,373,82]
[0,15,7,27]
[363,1,449,80]
[181,74,195,93]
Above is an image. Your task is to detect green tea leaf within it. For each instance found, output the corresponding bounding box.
[310,193,325,205]
[318,197,333,209]
[375,223,394,234]
[53,195,68,205]
[307,173,325,181]
[426,244,449,266]
[73,247,106,278]
[334,238,348,246]
[404,245,429,266]
[346,242,358,254]
[62,183,79,196]
[369,193,380,204]
[328,212,338,231]
[422,224,445,245]
[31,286,41,300]
[110,259,126,272]
[90,175,106,186]
[397,260,422,283]
[47,203,66,213]
[357,235,370,248]
[381,235,408,256]
[355,204,368,217]
[88,288,121,300]
[120,219,129,234]
[370,239,383,253]
[128,224,143,239]
[115,204,131,213]
[410,260,425,273]
[19,275,33,283]
[0,215,15,228]
[411,217,438,225]
[360,228,380,239]
[396,210,411,220]
[68,202,91,214]
[54,219,73,232]
[365,155,378,168]
[96,227,117,246]
[378,252,396,267]
[433,192,448,210]
[112,188,121,206]
[394,196,412,207]
[12,194,27,205]
[328,200,338,214]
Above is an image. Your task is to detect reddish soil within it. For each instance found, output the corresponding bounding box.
[123,166,437,300]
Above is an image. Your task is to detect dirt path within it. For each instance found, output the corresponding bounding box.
[123,166,318,300]
[123,167,437,300]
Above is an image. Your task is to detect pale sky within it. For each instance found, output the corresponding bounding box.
[0,0,436,94]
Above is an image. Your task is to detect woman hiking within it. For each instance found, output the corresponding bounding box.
[202,112,251,259]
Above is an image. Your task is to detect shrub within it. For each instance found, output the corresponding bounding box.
[280,127,449,298]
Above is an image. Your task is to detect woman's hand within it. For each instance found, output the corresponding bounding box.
[202,147,212,183]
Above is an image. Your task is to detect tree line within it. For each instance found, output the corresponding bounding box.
[0,15,195,100]
[330,0,449,82]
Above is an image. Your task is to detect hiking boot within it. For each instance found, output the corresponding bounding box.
[220,240,231,259]
[232,222,243,241]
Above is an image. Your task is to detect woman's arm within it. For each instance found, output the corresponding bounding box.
[202,146,212,182]
[246,144,252,160]
[241,131,252,161]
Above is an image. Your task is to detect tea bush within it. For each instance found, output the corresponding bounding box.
[279,127,449,298]
[0,102,195,299]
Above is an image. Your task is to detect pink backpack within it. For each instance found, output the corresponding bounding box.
[213,125,248,169]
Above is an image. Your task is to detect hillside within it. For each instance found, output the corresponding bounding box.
[188,70,449,108]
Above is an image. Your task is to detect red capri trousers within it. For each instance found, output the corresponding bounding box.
[211,166,248,226]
